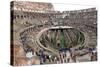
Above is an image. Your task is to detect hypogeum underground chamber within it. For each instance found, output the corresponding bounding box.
[37,26,85,55]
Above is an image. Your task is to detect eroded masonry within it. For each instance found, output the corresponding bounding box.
[11,1,97,66]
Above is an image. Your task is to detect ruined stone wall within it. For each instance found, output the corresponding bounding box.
[11,1,54,12]
[63,8,97,48]
[12,8,97,52]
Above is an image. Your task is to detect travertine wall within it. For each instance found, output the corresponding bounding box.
[11,1,54,11]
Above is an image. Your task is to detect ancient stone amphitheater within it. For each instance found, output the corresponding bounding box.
[10,1,97,66]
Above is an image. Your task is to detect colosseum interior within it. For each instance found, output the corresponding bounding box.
[10,1,97,66]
